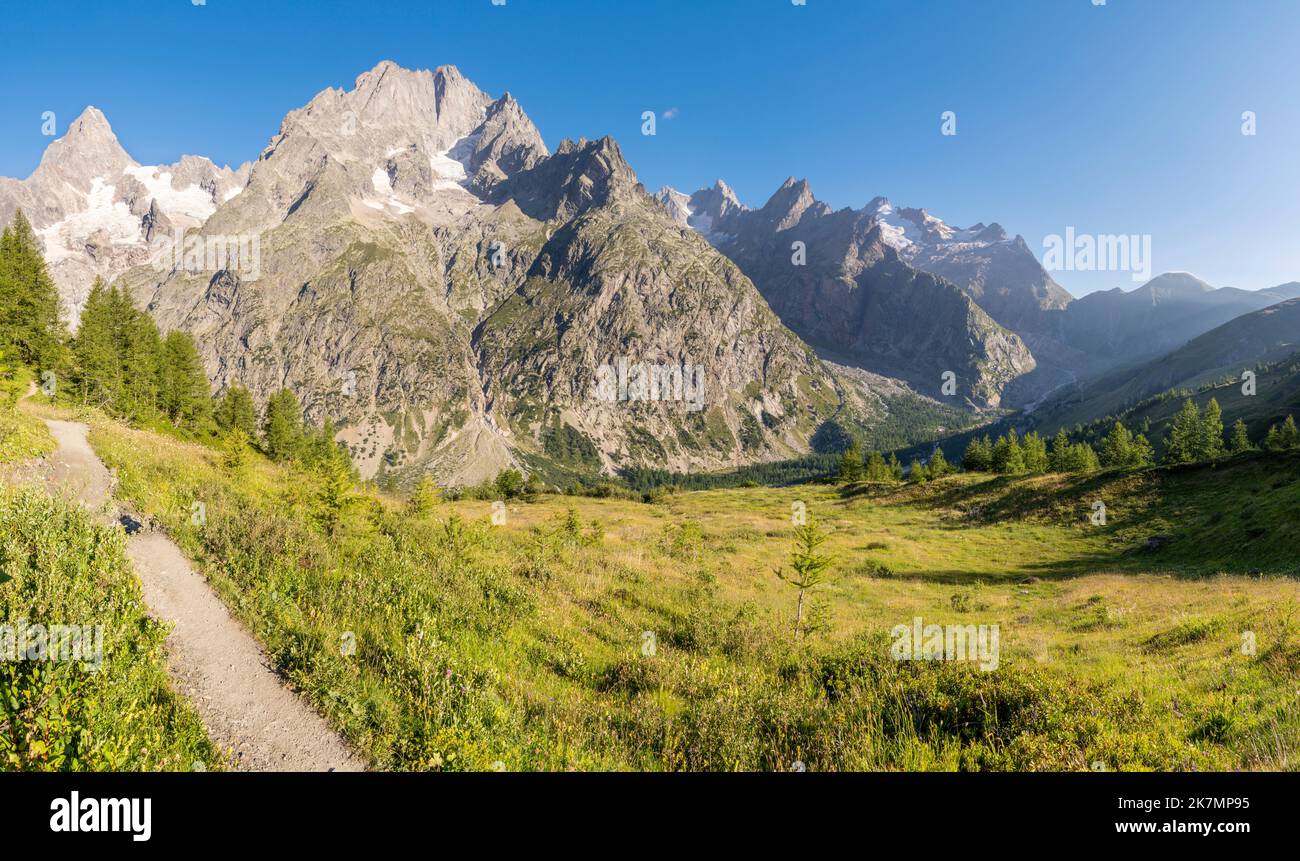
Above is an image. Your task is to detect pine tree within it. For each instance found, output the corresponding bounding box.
[1264,423,1283,452]
[160,330,211,429]
[0,210,66,369]
[1164,399,1203,464]
[409,475,442,515]
[1228,419,1252,454]
[1048,429,1071,472]
[262,388,304,461]
[887,453,903,480]
[991,430,1025,474]
[962,435,992,471]
[221,428,253,472]
[1283,416,1299,449]
[109,287,163,420]
[301,418,344,469]
[928,446,950,477]
[314,445,355,536]
[1130,433,1155,466]
[1200,397,1225,460]
[1070,441,1101,472]
[864,450,890,481]
[1021,431,1049,473]
[837,443,864,483]
[215,385,258,437]
[1268,415,1300,451]
[775,517,832,641]
[70,279,120,406]
[1100,421,1133,468]
[908,457,927,483]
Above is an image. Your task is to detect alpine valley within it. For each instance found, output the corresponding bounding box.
[5,61,1298,487]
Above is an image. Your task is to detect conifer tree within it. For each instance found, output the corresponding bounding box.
[929,446,951,477]
[908,457,927,483]
[1266,415,1299,451]
[1130,432,1155,467]
[109,287,163,420]
[315,448,355,536]
[1228,419,1252,455]
[0,210,66,369]
[775,517,832,641]
[1282,415,1299,449]
[864,450,890,481]
[1164,399,1203,464]
[262,388,304,461]
[160,330,211,429]
[962,435,992,472]
[1100,421,1132,468]
[1200,398,1225,460]
[991,430,1025,474]
[1048,429,1071,472]
[1021,431,1049,473]
[221,428,253,472]
[215,385,258,438]
[409,475,442,515]
[70,279,120,406]
[837,443,864,483]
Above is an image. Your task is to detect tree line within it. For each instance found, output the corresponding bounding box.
[0,208,355,484]
[837,395,1299,485]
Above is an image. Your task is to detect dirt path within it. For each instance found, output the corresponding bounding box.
[37,414,363,772]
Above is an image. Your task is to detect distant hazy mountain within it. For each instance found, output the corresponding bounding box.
[1033,296,1300,431]
[1054,272,1300,368]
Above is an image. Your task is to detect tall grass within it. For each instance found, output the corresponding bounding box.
[87,418,1244,771]
[0,486,217,770]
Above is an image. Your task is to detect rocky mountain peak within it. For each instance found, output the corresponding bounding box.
[972,222,1007,242]
[465,91,549,179]
[35,106,136,190]
[500,135,640,221]
[689,180,746,224]
[757,177,817,231]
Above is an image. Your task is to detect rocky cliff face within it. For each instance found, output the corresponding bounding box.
[99,62,848,484]
[0,107,249,327]
[658,178,1036,408]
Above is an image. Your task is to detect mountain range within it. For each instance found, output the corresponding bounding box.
[5,60,1299,484]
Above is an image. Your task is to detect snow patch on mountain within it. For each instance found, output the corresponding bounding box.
[36,177,140,264]
[122,165,219,223]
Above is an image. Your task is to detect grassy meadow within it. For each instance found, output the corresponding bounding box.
[77,407,1300,772]
[0,485,219,770]
[0,367,53,465]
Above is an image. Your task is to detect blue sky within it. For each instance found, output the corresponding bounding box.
[3,0,1298,295]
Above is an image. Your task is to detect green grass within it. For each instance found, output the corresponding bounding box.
[85,413,1300,771]
[0,485,219,770]
[0,369,54,464]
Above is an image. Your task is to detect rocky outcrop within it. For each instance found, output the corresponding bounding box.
[660,178,1036,408]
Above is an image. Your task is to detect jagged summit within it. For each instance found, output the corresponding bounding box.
[80,61,840,486]
[0,103,252,327]
[34,106,134,189]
